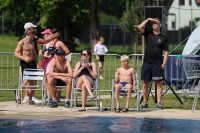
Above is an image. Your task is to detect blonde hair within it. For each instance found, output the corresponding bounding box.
[26,27,37,35]
[120,55,129,61]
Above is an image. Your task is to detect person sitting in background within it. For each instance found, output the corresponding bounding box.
[94,37,108,79]
[114,55,136,113]
[48,49,72,108]
[73,50,97,111]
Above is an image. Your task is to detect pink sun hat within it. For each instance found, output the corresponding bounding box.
[41,29,51,34]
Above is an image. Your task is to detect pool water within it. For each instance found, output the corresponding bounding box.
[0,116,199,133]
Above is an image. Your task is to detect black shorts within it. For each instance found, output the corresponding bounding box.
[141,62,163,81]
[98,55,105,62]
[20,60,37,76]
[56,79,66,86]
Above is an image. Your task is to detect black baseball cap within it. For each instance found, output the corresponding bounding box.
[56,49,65,55]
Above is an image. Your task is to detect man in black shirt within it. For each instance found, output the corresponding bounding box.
[138,18,169,109]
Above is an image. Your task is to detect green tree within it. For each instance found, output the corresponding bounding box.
[0,0,41,36]
[39,0,89,40]
[120,0,144,33]
[99,12,119,24]
[86,0,99,52]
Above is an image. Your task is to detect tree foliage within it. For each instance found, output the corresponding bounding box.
[0,0,89,40]
[120,0,144,33]
[39,0,89,40]
[86,0,99,52]
[99,13,119,24]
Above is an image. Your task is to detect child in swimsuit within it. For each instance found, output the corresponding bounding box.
[114,55,136,113]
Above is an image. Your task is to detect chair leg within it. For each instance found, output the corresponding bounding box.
[74,90,76,110]
[16,88,20,107]
[136,89,139,112]
[21,88,23,106]
[111,90,114,112]
[70,89,73,112]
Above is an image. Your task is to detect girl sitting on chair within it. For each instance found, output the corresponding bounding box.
[73,50,97,111]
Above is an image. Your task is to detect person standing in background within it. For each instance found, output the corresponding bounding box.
[94,37,108,80]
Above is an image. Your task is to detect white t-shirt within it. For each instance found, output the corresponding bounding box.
[94,43,108,54]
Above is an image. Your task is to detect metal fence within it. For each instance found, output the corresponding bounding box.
[0,52,197,98]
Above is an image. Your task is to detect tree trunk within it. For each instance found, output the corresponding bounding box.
[86,0,99,53]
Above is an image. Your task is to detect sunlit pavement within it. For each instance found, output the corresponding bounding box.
[0,101,200,120]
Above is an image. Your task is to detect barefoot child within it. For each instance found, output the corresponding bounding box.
[114,55,136,113]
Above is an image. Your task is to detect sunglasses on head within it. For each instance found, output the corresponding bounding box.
[81,53,87,56]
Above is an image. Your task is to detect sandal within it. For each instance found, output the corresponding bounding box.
[122,107,129,112]
[15,99,21,104]
[115,108,121,113]
[79,108,86,111]
[29,100,35,105]
[90,95,96,100]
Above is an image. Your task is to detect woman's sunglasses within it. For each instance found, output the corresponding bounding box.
[81,53,87,56]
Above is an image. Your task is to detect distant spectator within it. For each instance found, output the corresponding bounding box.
[94,37,108,80]
[72,36,80,46]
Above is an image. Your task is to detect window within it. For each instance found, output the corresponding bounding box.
[189,20,195,27]
[189,0,191,5]
[179,0,185,5]
[172,21,176,29]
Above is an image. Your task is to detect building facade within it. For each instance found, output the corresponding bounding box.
[168,0,200,31]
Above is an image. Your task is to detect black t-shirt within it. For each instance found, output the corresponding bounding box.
[143,28,169,64]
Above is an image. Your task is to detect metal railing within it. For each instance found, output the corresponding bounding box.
[0,52,198,98]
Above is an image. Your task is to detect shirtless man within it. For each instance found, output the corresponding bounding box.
[48,49,72,108]
[114,55,136,113]
[14,28,38,105]
[23,23,60,104]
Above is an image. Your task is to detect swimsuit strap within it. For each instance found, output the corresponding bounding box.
[53,40,58,47]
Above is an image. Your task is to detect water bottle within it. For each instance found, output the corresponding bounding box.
[100,101,102,112]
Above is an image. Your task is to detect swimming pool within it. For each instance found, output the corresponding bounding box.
[0,116,199,133]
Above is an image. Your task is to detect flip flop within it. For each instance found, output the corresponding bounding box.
[15,99,21,104]
[115,108,121,113]
[90,95,96,100]
[79,108,86,111]
[122,107,129,112]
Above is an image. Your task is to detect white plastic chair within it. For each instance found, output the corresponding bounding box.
[111,73,140,112]
[70,78,99,111]
[17,68,45,107]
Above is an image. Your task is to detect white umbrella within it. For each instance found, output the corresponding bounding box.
[182,26,200,55]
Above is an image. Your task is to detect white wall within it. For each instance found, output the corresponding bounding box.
[168,0,200,30]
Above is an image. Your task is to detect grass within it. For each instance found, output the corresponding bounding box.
[0,35,198,110]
